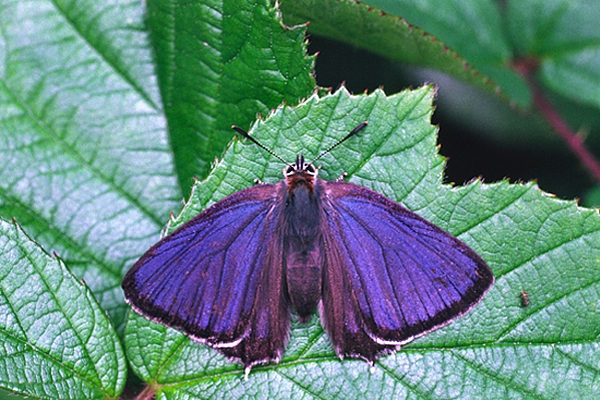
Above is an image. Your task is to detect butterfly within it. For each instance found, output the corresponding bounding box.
[122,121,494,373]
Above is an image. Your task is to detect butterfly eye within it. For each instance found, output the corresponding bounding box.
[284,164,296,177]
[283,160,316,178]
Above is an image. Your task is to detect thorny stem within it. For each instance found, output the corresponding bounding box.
[514,58,600,184]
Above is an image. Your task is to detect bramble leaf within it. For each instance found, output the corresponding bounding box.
[0,219,126,399]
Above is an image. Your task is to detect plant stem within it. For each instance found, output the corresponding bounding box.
[514,58,600,185]
[133,384,157,400]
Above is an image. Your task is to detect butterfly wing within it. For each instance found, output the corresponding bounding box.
[319,181,494,362]
[122,183,290,368]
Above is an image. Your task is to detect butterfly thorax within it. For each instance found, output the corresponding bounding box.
[282,155,323,322]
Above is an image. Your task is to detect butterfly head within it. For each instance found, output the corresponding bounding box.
[232,122,368,191]
[284,155,319,190]
[284,155,318,177]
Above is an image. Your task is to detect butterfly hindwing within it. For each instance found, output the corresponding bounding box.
[319,181,494,361]
[122,184,290,367]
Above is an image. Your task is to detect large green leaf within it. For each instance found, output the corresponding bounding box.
[280,0,526,105]
[362,0,512,65]
[124,87,600,398]
[282,0,600,111]
[0,219,126,399]
[147,0,316,193]
[279,0,501,99]
[0,0,181,332]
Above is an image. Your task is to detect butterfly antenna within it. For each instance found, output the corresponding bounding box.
[232,125,288,164]
[311,121,368,163]
[233,121,368,165]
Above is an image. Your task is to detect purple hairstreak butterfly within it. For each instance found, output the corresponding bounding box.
[122,121,494,373]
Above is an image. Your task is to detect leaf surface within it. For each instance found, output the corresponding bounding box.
[147,0,316,192]
[0,219,126,399]
[0,0,181,332]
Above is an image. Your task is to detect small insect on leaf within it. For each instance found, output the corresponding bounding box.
[520,290,530,307]
[122,122,495,372]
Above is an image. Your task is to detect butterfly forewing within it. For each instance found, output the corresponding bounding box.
[319,181,494,360]
[122,184,291,367]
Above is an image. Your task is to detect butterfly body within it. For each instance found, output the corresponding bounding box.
[123,126,494,372]
[282,155,325,322]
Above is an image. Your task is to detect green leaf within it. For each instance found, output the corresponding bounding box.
[279,0,527,105]
[279,0,502,101]
[335,0,529,106]
[507,0,600,109]
[365,0,511,63]
[0,0,181,331]
[124,87,600,398]
[0,219,126,399]
[147,0,316,193]
[299,0,600,110]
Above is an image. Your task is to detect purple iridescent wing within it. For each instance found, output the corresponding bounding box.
[122,184,290,368]
[319,181,494,362]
